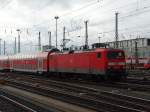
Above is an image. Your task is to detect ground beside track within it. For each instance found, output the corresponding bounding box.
[0,95,27,112]
[0,85,96,112]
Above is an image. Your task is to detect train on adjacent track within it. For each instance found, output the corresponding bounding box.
[144,59,150,70]
[0,48,127,80]
[126,57,150,70]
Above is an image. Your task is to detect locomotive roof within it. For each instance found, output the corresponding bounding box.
[94,48,123,52]
[50,48,124,55]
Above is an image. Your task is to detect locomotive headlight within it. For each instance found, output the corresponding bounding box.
[118,62,126,65]
[108,62,115,65]
[108,62,125,66]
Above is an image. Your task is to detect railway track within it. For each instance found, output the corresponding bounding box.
[2,79,136,112]
[9,72,150,93]
[1,72,150,94]
[0,73,150,112]
[128,70,150,78]
[95,81,150,94]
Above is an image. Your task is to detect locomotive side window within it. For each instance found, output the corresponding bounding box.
[97,52,101,59]
[107,51,124,59]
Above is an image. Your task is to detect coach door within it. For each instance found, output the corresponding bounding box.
[10,60,13,70]
[49,55,57,72]
[89,53,93,74]
[38,58,43,72]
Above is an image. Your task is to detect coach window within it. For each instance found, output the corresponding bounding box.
[97,52,101,59]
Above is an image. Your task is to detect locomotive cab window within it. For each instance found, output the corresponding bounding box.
[97,52,101,59]
[107,51,124,59]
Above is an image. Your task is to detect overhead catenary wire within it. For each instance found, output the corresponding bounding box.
[1,0,150,53]
[1,0,149,36]
[33,0,101,28]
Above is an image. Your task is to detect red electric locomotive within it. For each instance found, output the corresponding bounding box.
[48,48,126,79]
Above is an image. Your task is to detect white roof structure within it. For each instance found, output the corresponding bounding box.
[0,55,9,60]
[9,52,49,60]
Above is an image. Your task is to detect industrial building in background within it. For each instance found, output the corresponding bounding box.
[42,37,150,59]
[107,38,150,58]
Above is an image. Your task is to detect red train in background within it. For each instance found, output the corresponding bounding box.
[144,59,150,70]
[0,48,127,80]
[126,57,150,70]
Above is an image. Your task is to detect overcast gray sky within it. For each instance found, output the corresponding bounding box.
[0,0,150,54]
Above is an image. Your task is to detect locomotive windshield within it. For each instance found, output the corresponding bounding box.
[107,51,125,59]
